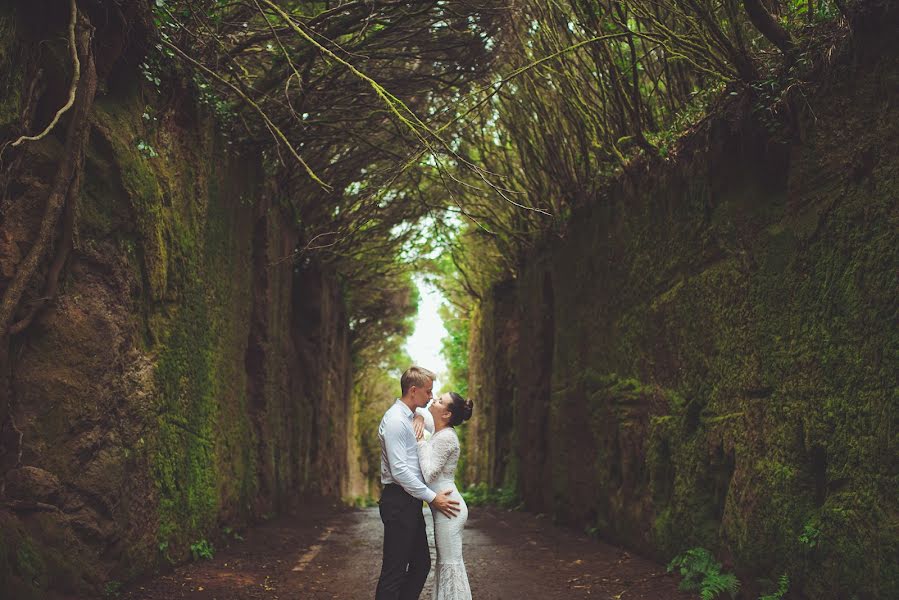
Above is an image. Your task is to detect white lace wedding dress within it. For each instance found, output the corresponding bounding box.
[417,427,471,600]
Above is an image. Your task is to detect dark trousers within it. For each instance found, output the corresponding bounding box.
[375,484,430,600]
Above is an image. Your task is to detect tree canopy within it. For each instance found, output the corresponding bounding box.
[0,0,858,358]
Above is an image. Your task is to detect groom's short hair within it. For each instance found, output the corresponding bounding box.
[401,366,436,396]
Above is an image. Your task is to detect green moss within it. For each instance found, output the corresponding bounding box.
[144,128,258,561]
[81,83,259,565]
[2,34,279,595]
[0,518,92,600]
[92,95,172,299]
[15,538,46,590]
[151,284,221,551]
[471,46,899,597]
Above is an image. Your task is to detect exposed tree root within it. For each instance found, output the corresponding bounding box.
[9,160,81,335]
[8,0,81,149]
[0,13,96,338]
[0,7,97,480]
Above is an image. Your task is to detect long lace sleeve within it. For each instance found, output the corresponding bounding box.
[417,431,459,484]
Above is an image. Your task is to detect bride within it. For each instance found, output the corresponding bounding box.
[414,392,474,600]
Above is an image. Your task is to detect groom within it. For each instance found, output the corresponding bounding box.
[375,366,460,600]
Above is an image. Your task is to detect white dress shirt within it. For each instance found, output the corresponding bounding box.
[379,399,436,503]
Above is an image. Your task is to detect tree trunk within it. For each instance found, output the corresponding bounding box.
[743,0,795,60]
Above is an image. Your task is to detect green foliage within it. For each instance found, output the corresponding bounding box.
[439,301,469,397]
[193,73,236,122]
[758,574,790,600]
[350,495,379,508]
[461,482,522,510]
[667,548,740,600]
[103,580,123,598]
[139,60,162,90]
[189,539,214,561]
[647,81,726,156]
[347,269,419,367]
[783,0,841,25]
[153,0,507,264]
[151,284,221,557]
[136,139,158,158]
[799,520,821,549]
[157,540,172,564]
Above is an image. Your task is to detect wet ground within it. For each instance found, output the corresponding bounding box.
[122,500,692,599]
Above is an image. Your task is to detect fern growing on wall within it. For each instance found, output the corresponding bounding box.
[758,574,790,600]
[667,548,740,600]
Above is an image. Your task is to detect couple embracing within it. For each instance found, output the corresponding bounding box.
[375,366,475,600]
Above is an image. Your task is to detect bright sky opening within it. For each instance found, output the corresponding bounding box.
[405,276,449,389]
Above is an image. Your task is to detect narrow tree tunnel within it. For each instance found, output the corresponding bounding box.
[0,1,896,599]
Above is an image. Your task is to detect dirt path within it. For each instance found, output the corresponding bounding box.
[123,499,692,599]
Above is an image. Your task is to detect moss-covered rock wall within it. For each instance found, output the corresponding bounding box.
[465,281,518,489]
[0,3,355,597]
[465,22,898,600]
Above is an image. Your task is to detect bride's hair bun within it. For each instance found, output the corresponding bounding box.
[448,392,473,427]
[461,399,474,422]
